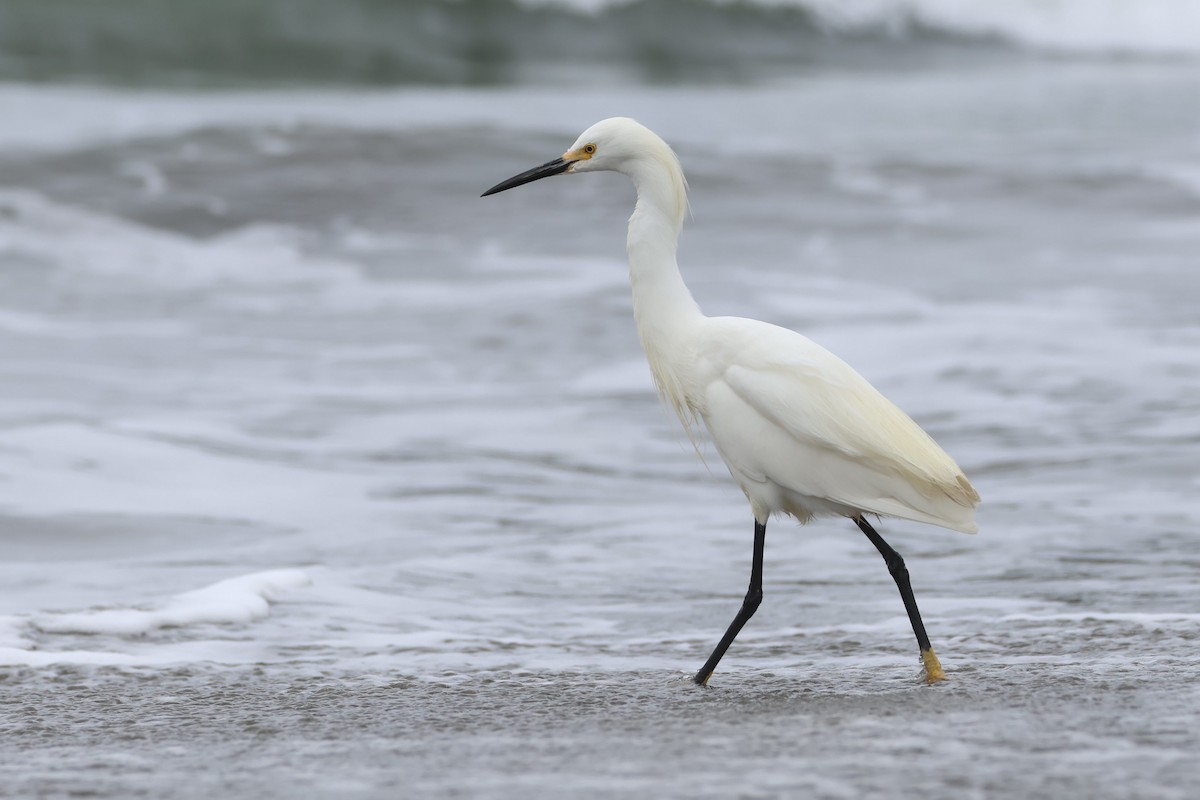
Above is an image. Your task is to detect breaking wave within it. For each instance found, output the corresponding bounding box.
[0,0,1195,88]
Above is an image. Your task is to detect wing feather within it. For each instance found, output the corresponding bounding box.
[698,317,979,532]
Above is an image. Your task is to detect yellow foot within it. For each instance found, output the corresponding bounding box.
[921,648,946,684]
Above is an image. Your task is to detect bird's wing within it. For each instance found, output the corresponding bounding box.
[700,317,979,531]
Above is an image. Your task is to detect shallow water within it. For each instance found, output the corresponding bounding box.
[2,664,1196,799]
[0,54,1198,798]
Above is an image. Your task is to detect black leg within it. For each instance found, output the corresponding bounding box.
[854,515,945,682]
[694,519,766,686]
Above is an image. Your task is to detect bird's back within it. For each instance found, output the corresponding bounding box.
[681,316,979,533]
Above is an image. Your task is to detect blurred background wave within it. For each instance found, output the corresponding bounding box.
[1,0,1197,88]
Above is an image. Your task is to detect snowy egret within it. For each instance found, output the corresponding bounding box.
[482,117,979,686]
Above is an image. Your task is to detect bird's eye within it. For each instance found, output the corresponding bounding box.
[583,144,596,155]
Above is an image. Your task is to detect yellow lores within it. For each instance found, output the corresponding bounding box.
[483,117,979,687]
[563,143,597,163]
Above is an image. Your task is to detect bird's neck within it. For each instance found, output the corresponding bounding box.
[627,171,702,340]
[626,166,703,422]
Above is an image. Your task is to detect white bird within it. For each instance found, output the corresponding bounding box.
[482,117,979,686]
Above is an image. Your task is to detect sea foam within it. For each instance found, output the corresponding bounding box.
[33,569,311,636]
[548,0,1200,55]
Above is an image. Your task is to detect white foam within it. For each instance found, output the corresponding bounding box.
[900,0,1200,55]
[33,569,310,636]
[542,0,1200,55]
[0,570,310,666]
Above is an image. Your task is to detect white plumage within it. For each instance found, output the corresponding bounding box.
[692,316,979,531]
[483,117,979,686]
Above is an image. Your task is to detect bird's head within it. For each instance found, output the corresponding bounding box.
[481,117,689,229]
[481,117,678,196]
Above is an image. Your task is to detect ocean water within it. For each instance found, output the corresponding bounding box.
[1,2,1199,798]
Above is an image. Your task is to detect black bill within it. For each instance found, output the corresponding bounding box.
[481,157,572,197]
